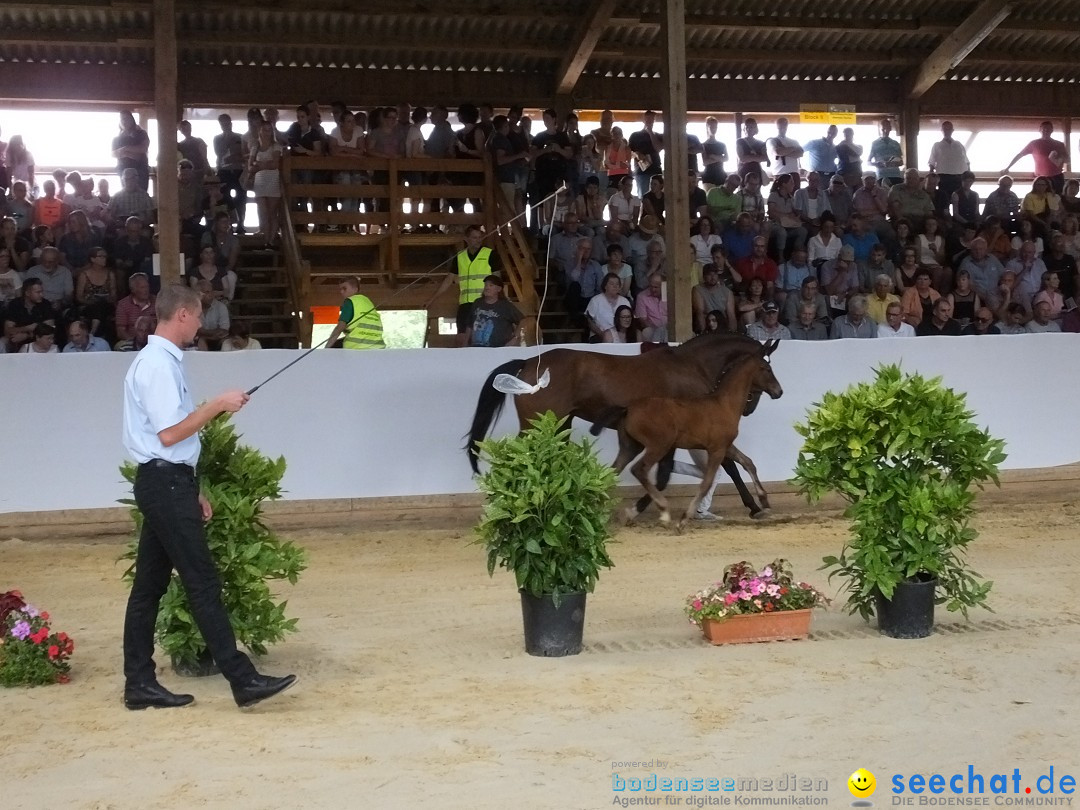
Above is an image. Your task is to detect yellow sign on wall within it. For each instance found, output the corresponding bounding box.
[800,104,856,125]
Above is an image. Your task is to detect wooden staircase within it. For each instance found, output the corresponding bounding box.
[232,238,300,348]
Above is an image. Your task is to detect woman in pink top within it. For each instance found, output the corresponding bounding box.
[604,126,631,187]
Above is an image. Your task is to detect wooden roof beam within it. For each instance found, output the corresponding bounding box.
[906,0,1013,99]
[554,0,617,95]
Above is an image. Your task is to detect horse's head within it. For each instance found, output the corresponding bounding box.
[704,335,782,403]
[753,339,784,400]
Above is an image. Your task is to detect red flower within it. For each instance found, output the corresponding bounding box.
[763,603,775,612]
[57,633,69,642]
[779,587,789,595]
[41,611,50,621]
[57,674,71,684]
[48,645,59,659]
[30,629,48,644]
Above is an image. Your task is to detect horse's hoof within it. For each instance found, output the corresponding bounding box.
[658,511,671,525]
[674,520,686,535]
[624,507,639,525]
[751,508,772,520]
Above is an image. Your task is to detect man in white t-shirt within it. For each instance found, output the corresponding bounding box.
[877,302,916,338]
[766,118,803,179]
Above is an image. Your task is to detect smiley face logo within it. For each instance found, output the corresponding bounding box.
[848,769,876,798]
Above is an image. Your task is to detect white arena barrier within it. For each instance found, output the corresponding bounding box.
[2,334,1079,514]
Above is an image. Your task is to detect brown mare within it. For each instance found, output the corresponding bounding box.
[595,339,783,532]
[465,333,773,517]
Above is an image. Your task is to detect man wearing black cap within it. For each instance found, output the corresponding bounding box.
[745,300,790,340]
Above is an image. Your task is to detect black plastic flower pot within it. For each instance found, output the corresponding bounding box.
[171,650,219,677]
[875,574,937,639]
[519,590,587,657]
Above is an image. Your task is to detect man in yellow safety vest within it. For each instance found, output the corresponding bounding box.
[327,276,385,349]
[428,224,501,347]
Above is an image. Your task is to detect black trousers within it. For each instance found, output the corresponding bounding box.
[123,461,257,687]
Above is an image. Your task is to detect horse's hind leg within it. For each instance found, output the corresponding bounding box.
[728,445,771,516]
[630,448,673,526]
[722,457,762,518]
[633,448,674,517]
[611,427,642,475]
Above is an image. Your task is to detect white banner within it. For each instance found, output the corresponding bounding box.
[2,335,1079,513]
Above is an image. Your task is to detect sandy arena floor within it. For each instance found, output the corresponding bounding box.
[2,488,1080,810]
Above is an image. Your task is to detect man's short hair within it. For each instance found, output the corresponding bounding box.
[156,283,202,322]
[34,323,55,339]
[607,243,624,258]
[465,224,484,236]
[340,276,360,292]
[22,278,42,294]
[483,274,504,287]
[121,168,139,181]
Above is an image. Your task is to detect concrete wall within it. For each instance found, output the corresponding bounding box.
[3,336,1079,515]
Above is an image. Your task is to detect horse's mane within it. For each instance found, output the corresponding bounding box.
[672,331,761,353]
[709,344,764,391]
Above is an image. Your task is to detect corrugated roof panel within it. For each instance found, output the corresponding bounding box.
[4,0,1080,90]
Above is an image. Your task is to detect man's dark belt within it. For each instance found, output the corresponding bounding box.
[139,459,196,476]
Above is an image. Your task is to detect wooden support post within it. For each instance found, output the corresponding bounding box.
[660,0,692,343]
[734,112,744,158]
[900,100,920,171]
[153,0,181,285]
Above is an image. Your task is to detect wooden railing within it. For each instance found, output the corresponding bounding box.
[277,196,312,348]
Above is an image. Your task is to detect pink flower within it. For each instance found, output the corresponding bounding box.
[723,593,737,606]
[692,600,703,610]
[762,567,773,578]
[765,584,780,597]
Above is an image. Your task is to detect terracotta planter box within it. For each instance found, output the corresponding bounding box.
[699,609,813,644]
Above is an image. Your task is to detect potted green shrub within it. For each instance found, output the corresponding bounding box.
[474,411,617,657]
[791,364,1007,638]
[120,415,306,674]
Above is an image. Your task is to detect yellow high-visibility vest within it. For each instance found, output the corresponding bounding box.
[343,294,385,350]
[456,247,491,305]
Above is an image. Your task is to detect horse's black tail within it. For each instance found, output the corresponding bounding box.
[465,359,527,473]
[634,449,675,514]
[588,406,626,436]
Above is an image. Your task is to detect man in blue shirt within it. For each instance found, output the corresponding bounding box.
[868,118,904,187]
[62,320,110,352]
[122,284,297,711]
[802,125,838,180]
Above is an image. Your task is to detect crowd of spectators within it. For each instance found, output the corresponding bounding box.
[540,112,1080,341]
[0,112,264,354]
[4,105,1080,354]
